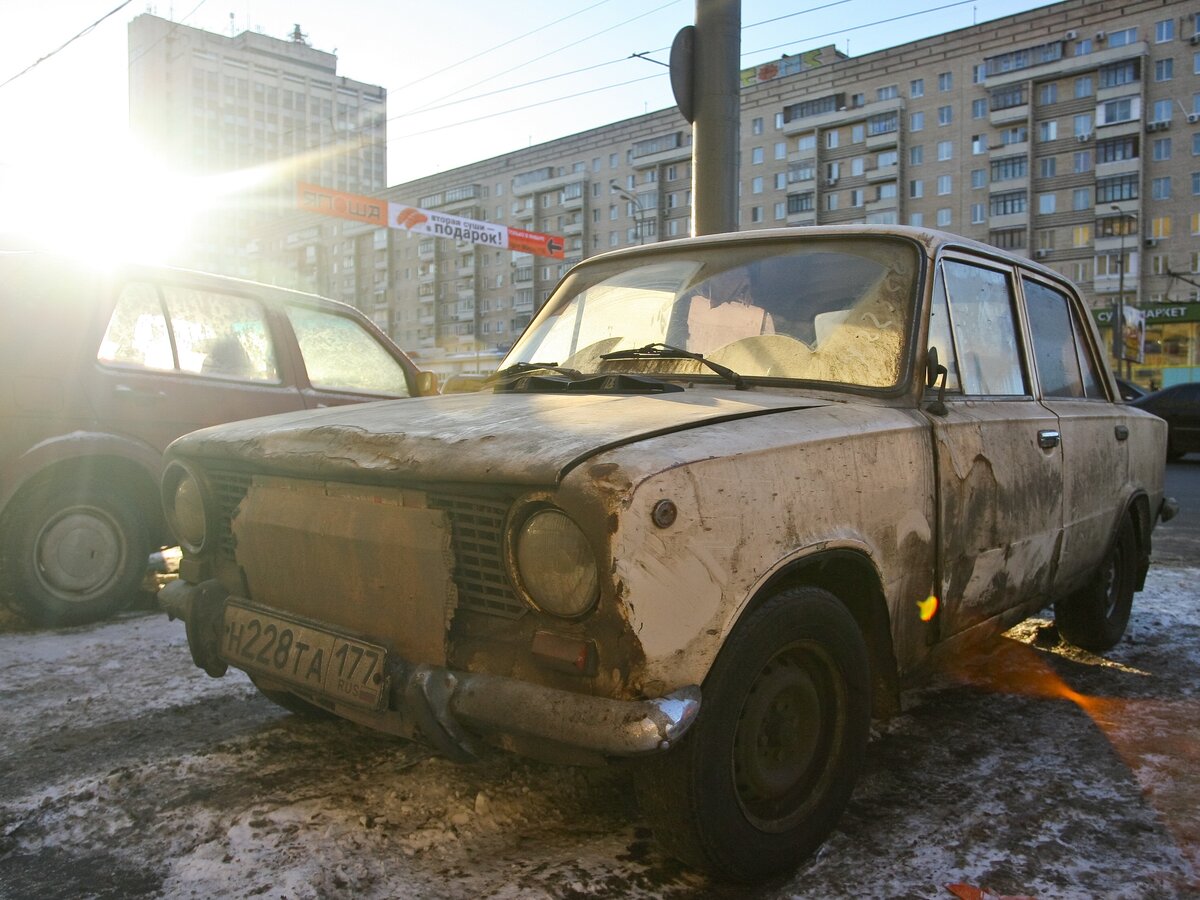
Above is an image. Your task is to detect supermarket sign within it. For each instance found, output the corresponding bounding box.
[297,183,565,259]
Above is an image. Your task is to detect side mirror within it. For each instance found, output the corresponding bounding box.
[925,347,949,417]
[416,370,439,396]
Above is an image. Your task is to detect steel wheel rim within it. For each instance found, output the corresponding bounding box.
[732,641,845,832]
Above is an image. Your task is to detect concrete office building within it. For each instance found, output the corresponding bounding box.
[127,13,387,278]
[263,0,1200,383]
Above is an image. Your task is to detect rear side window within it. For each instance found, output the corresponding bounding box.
[98,282,280,383]
[286,306,411,396]
[1023,278,1106,399]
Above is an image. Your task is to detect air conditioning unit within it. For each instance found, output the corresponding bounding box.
[1188,113,1200,124]
[1145,237,1160,247]
[1065,30,1078,40]
[1077,132,1093,142]
[1190,32,1200,45]
[1146,120,1169,132]
[1096,30,1107,42]
[1035,248,1049,258]
[826,177,839,187]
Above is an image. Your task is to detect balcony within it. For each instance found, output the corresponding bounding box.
[782,96,903,136]
[990,140,1029,157]
[866,163,898,183]
[984,41,1148,89]
[989,175,1030,193]
[989,103,1030,126]
[990,211,1029,230]
[563,220,584,236]
[1096,157,1139,179]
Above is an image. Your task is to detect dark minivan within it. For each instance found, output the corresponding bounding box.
[0,251,434,625]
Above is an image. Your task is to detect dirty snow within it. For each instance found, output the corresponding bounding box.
[1,568,1198,899]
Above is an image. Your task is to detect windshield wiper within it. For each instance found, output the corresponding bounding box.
[484,361,581,384]
[599,342,748,390]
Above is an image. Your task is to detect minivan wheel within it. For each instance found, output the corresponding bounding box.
[1056,514,1137,652]
[2,483,149,626]
[634,587,871,882]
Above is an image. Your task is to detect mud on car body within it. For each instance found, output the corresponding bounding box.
[160,226,1175,881]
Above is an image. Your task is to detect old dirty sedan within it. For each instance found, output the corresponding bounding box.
[160,226,1173,881]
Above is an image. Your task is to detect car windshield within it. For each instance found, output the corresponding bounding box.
[503,236,920,388]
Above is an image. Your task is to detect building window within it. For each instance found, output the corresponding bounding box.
[1107,27,1138,48]
[826,193,839,211]
[1099,61,1139,89]
[752,146,764,164]
[1074,150,1093,173]
[910,78,924,97]
[1074,113,1093,137]
[991,86,1026,110]
[971,168,986,189]
[798,134,817,152]
[775,141,787,160]
[1038,83,1058,105]
[972,134,988,154]
[991,155,1027,181]
[999,126,1028,145]
[937,208,952,227]
[909,212,925,226]
[910,179,924,198]
[910,145,924,165]
[910,111,925,131]
[827,131,839,149]
[1153,138,1172,161]
[1156,18,1175,42]
[1038,192,1057,214]
[789,193,815,213]
[867,112,898,135]
[775,112,784,129]
[751,206,763,223]
[775,172,787,190]
[937,141,953,161]
[937,174,952,195]
[1037,120,1058,142]
[1152,176,1172,200]
[1074,75,1093,98]
[774,201,786,220]
[1072,225,1092,247]
[1072,187,1091,210]
[1193,172,1200,195]
[850,189,865,207]
[1039,156,1057,178]
[971,203,986,224]
[852,124,866,143]
[752,176,763,194]
[990,229,1026,250]
[752,117,764,135]
[990,190,1028,215]
[851,157,865,176]
[1074,38,1093,57]
[1155,58,1175,81]
[877,84,899,100]
[972,98,987,118]
[938,105,953,126]
[938,71,952,91]
[1150,216,1172,239]
[1097,135,1139,163]
[1096,174,1139,202]
[1101,98,1135,125]
[1153,99,1173,123]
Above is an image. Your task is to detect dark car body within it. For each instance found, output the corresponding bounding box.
[1131,382,1200,459]
[159,226,1172,881]
[1115,377,1147,401]
[0,251,433,625]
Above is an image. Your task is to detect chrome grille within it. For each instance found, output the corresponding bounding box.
[207,470,251,563]
[428,493,524,619]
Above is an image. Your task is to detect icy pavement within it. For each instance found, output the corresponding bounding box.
[0,568,1197,899]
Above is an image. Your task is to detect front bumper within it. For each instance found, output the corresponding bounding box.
[160,578,700,762]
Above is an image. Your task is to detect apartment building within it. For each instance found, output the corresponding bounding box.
[127,14,387,278]
[261,0,1200,383]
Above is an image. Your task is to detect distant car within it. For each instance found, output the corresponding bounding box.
[158,226,1173,881]
[1131,382,1200,460]
[1115,377,1147,401]
[0,251,435,626]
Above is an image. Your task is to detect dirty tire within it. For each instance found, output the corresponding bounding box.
[1056,514,1137,652]
[635,586,871,882]
[2,482,149,627]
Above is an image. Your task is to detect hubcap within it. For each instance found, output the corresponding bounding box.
[34,506,126,600]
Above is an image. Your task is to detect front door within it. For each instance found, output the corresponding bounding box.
[927,257,1064,638]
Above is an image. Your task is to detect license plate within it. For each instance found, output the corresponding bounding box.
[221,601,388,710]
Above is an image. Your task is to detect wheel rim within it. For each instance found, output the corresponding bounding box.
[33,504,128,601]
[1101,540,1125,620]
[732,642,845,832]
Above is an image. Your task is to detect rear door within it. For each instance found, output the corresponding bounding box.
[1019,274,1128,593]
[85,278,306,453]
[927,255,1064,637]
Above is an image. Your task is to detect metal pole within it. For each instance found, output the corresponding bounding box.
[691,0,740,235]
[611,182,646,244]
[1110,205,1125,371]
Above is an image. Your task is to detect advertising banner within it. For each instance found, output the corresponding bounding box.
[1122,304,1146,363]
[297,183,565,260]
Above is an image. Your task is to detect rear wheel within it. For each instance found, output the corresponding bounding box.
[2,483,149,626]
[1056,515,1137,652]
[635,586,871,882]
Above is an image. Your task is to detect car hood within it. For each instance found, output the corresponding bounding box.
[169,389,833,485]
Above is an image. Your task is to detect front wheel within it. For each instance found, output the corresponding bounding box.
[1,483,150,626]
[1056,514,1137,652]
[635,586,871,882]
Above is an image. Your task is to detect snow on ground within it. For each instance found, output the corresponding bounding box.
[0,568,1197,899]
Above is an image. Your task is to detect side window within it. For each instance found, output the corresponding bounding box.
[941,261,1027,396]
[1022,278,1105,399]
[163,287,280,382]
[97,283,174,370]
[286,306,411,396]
[927,270,962,392]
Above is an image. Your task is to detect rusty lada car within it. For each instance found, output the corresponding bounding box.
[159,226,1173,881]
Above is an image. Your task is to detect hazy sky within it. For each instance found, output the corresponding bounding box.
[3,0,1052,185]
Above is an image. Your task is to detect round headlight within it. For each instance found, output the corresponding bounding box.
[163,463,207,553]
[514,508,599,618]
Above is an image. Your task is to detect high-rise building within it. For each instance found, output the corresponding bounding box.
[127,14,386,277]
[264,0,1200,384]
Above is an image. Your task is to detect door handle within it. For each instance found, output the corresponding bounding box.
[1114,424,1129,441]
[113,384,167,401]
[1037,429,1060,449]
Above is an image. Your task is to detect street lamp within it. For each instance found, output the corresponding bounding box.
[610,181,647,245]
[1109,204,1132,377]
